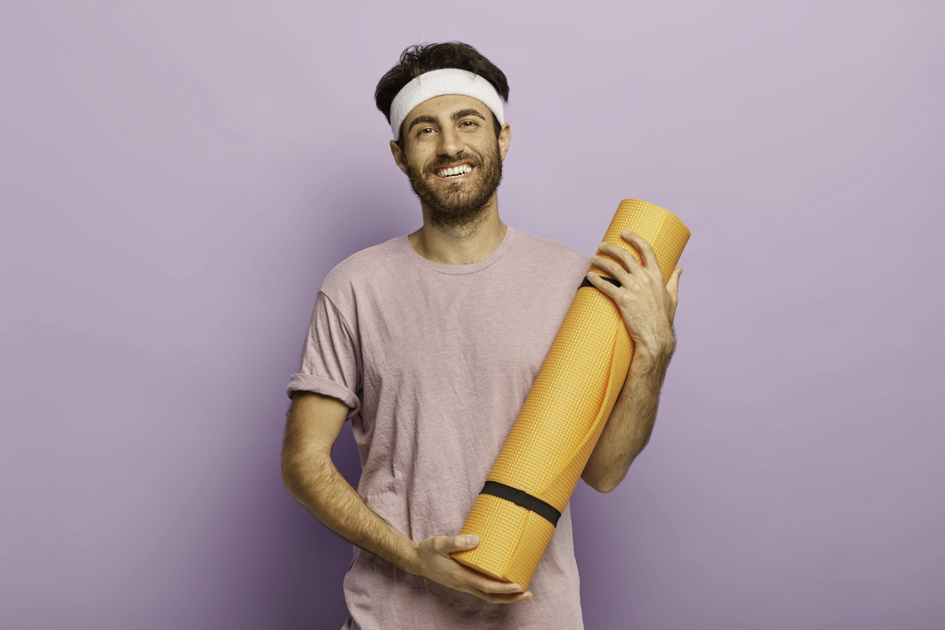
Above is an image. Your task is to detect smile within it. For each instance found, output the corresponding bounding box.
[433,163,474,180]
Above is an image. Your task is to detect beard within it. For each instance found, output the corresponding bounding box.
[404,141,503,230]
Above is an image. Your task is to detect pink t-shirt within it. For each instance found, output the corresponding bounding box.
[288,227,591,630]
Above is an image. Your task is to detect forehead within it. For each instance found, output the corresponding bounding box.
[403,94,493,126]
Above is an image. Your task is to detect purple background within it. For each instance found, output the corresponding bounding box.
[2,1,943,628]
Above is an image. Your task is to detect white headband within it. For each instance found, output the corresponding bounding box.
[389,68,505,141]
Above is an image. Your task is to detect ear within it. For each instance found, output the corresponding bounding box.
[498,122,511,161]
[390,139,409,176]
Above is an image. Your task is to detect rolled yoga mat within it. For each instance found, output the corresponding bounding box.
[451,199,690,589]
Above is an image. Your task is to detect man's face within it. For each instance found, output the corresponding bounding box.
[392,94,510,230]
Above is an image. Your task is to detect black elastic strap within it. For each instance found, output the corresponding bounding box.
[580,276,622,290]
[480,481,561,527]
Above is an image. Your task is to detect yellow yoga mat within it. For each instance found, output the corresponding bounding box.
[451,199,690,589]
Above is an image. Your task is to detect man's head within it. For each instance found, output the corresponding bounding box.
[375,43,511,230]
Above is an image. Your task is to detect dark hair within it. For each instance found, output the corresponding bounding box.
[375,42,509,145]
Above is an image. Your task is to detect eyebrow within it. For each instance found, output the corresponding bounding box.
[405,108,487,134]
[451,108,486,122]
[406,115,439,134]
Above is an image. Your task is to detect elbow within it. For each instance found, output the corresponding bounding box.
[583,471,623,494]
[591,479,619,494]
[281,453,299,497]
[281,444,306,499]
[281,442,333,502]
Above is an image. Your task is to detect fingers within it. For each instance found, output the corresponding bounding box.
[467,577,525,597]
[585,271,622,301]
[445,546,527,598]
[594,242,641,278]
[453,563,531,603]
[442,558,524,596]
[418,534,534,604]
[469,587,534,604]
[460,568,530,603]
[619,230,659,271]
[590,252,633,286]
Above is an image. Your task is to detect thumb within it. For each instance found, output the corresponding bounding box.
[667,267,682,295]
[453,535,479,551]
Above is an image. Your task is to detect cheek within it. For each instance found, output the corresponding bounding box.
[407,146,436,170]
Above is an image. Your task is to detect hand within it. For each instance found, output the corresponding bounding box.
[409,534,533,604]
[587,230,682,359]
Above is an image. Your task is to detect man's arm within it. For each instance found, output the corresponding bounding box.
[281,391,532,603]
[581,342,674,492]
[580,230,682,493]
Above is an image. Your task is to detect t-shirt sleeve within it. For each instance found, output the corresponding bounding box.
[286,290,362,419]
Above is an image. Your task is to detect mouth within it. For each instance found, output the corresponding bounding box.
[432,162,474,181]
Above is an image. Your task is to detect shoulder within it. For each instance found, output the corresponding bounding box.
[319,237,406,306]
[510,228,590,274]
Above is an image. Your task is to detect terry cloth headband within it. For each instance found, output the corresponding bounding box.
[389,68,505,141]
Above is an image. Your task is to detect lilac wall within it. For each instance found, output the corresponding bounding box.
[2,1,943,628]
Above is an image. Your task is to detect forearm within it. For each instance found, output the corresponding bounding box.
[582,343,674,492]
[282,450,419,574]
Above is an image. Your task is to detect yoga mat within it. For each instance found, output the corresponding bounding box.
[451,199,690,589]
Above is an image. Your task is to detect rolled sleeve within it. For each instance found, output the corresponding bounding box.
[287,291,362,420]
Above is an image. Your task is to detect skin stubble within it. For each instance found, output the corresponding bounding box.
[405,141,503,231]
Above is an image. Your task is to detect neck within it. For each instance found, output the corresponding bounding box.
[408,194,507,265]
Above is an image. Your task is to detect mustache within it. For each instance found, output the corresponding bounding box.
[425,153,481,173]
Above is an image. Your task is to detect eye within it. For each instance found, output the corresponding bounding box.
[460,120,478,128]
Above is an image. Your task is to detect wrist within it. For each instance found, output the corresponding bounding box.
[398,540,423,576]
[632,335,674,369]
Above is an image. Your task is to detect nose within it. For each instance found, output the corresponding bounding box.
[436,125,464,157]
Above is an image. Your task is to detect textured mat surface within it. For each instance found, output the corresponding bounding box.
[451,199,690,588]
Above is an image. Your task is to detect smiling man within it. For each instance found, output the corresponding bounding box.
[282,42,681,630]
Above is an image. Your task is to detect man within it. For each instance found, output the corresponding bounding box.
[282,42,682,629]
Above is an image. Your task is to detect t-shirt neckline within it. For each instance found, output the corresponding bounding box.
[397,226,517,275]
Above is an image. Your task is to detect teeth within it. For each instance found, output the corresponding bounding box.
[437,164,471,177]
